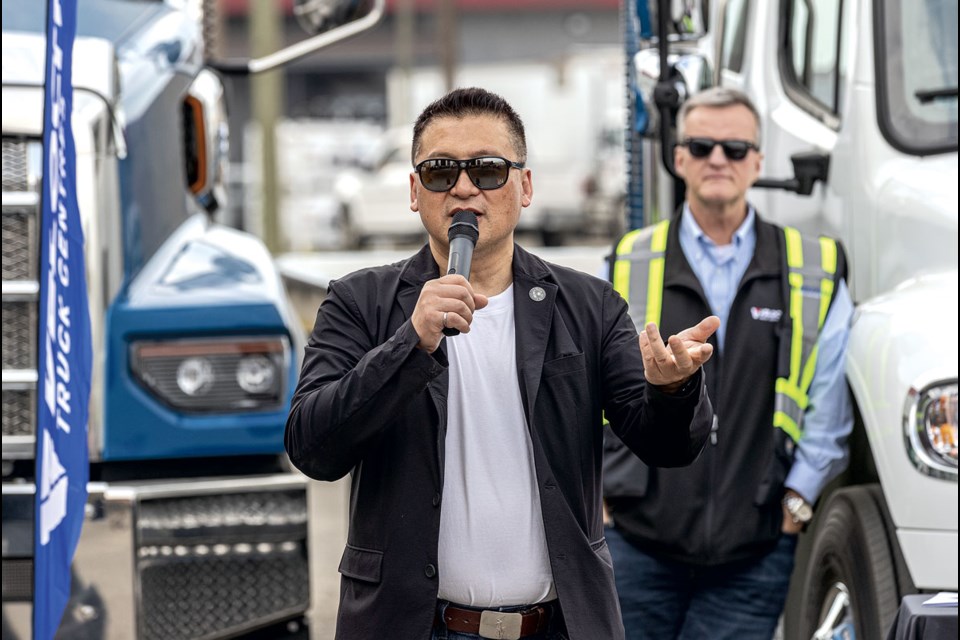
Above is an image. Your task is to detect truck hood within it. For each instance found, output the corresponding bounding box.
[3,0,198,127]
[874,153,958,293]
[846,270,958,541]
[877,153,958,226]
[3,33,118,134]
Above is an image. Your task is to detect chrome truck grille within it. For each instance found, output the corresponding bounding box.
[1,137,41,457]
[3,478,311,639]
[1,557,32,601]
[135,489,310,640]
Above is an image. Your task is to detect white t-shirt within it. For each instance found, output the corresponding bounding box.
[437,284,557,607]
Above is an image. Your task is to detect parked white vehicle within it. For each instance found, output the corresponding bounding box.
[332,127,425,248]
[627,0,957,638]
[582,109,628,239]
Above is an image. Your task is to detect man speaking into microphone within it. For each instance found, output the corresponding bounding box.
[285,87,720,640]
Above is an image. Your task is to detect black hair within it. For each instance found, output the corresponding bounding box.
[411,87,527,164]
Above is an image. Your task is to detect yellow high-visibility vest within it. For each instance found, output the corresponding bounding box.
[612,220,839,442]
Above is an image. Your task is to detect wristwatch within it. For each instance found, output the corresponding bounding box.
[783,493,814,524]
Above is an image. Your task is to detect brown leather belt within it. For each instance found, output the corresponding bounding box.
[435,601,553,639]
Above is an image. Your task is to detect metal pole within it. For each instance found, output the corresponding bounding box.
[624,0,645,231]
[394,0,415,126]
[251,0,283,254]
[438,0,458,92]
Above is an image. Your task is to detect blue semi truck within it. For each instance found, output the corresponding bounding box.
[1,1,383,637]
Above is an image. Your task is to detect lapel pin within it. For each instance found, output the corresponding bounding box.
[529,286,546,302]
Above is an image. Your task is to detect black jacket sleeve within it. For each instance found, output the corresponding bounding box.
[284,278,443,481]
[599,283,712,467]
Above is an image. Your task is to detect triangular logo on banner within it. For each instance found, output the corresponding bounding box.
[39,429,68,544]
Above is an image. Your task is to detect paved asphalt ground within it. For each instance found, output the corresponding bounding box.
[306,477,350,638]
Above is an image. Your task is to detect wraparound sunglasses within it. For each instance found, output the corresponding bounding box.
[678,137,759,161]
[415,156,525,192]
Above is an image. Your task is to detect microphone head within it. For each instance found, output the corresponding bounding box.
[447,210,479,245]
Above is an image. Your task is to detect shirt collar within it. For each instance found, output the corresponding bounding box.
[681,203,756,248]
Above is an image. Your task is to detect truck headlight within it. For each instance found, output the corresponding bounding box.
[904,381,958,478]
[177,357,215,396]
[132,337,289,413]
[236,355,277,394]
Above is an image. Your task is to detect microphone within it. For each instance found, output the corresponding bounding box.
[443,210,479,337]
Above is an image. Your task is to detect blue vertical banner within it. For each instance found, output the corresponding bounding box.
[34,0,92,638]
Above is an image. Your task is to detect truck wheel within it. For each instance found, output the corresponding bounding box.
[798,485,901,640]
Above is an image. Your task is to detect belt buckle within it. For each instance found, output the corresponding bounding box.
[478,610,524,640]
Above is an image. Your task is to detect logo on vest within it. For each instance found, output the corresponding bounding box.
[750,307,783,322]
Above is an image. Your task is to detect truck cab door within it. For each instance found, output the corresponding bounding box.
[718,0,856,278]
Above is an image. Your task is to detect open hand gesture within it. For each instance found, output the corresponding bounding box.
[639,316,720,392]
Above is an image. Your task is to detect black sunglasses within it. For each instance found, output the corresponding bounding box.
[679,137,759,161]
[415,156,525,192]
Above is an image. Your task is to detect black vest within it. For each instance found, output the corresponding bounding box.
[603,212,846,566]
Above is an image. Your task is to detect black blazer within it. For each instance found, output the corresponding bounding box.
[285,243,712,639]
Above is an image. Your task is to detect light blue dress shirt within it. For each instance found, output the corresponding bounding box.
[678,205,854,503]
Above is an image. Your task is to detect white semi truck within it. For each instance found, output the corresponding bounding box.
[624,0,957,638]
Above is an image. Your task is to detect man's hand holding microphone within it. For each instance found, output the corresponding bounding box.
[413,211,486,353]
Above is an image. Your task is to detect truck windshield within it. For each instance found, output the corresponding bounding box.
[877,0,958,154]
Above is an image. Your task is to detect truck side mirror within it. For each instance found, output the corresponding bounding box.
[754,151,830,196]
[211,0,384,75]
[791,152,831,195]
[633,49,712,139]
[294,0,375,36]
[669,0,708,38]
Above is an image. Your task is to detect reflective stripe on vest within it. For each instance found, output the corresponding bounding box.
[774,228,837,442]
[612,220,838,443]
[612,219,670,331]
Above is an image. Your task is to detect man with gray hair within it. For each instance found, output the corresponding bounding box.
[603,86,854,639]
